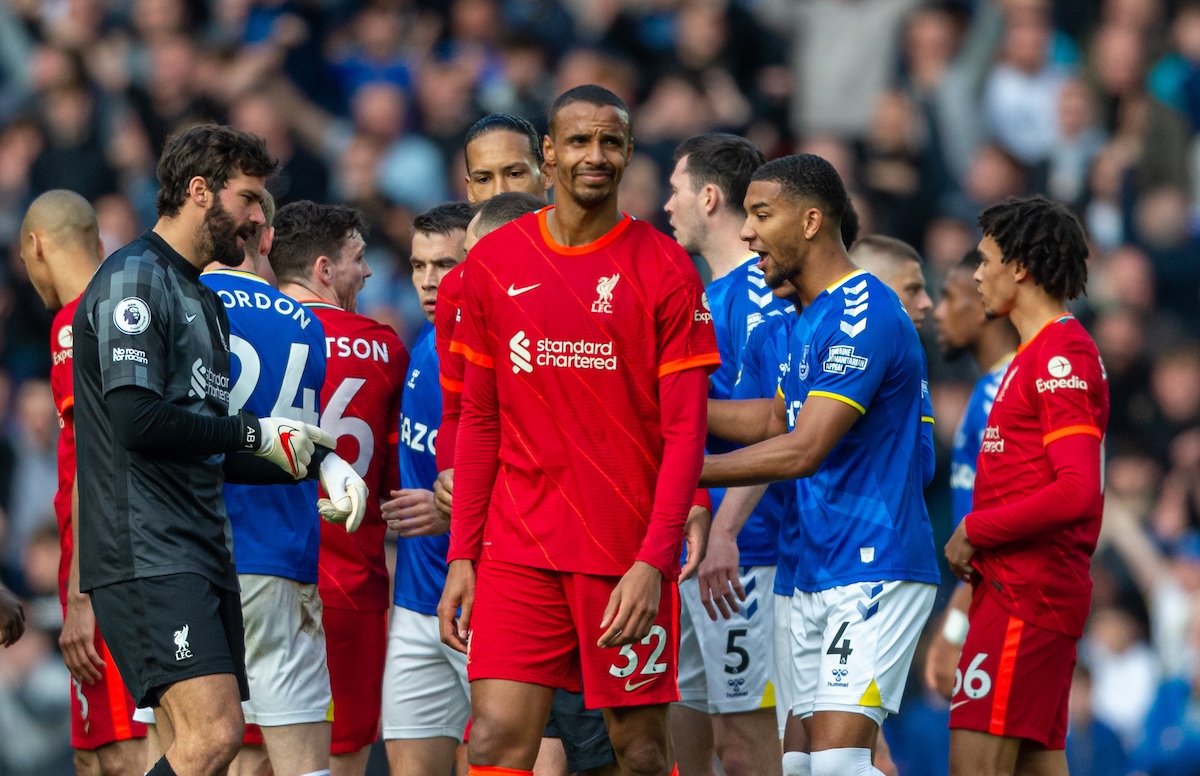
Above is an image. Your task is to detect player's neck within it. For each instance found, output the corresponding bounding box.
[152,216,206,271]
[1010,286,1068,346]
[972,322,1019,373]
[701,226,753,282]
[278,279,339,308]
[792,244,857,308]
[544,197,623,247]
[51,249,97,305]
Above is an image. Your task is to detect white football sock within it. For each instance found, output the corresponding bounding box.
[811,748,884,776]
[782,750,811,776]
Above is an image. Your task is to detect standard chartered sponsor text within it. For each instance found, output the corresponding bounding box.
[537,337,618,370]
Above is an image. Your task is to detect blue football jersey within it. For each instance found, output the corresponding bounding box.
[778,270,939,592]
[732,314,799,596]
[394,323,447,615]
[202,270,326,582]
[949,354,1013,527]
[707,256,795,564]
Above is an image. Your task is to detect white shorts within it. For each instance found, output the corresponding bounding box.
[133,707,155,724]
[677,567,776,715]
[791,580,935,724]
[382,605,470,741]
[773,593,794,736]
[239,574,332,726]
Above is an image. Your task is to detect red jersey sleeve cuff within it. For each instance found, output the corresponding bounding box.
[1042,424,1101,446]
[692,488,711,512]
[658,352,721,379]
[450,340,494,369]
[635,550,680,581]
[440,373,464,393]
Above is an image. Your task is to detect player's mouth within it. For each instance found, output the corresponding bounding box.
[575,168,612,185]
[422,296,437,312]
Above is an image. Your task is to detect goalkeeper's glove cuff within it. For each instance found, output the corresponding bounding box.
[239,410,263,452]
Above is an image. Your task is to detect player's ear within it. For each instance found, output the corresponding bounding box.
[542,134,555,166]
[29,231,43,262]
[1011,260,1028,284]
[702,183,720,216]
[802,207,823,240]
[187,176,211,208]
[259,226,274,259]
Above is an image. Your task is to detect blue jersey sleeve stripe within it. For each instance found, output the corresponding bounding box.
[922,415,935,423]
[808,390,866,414]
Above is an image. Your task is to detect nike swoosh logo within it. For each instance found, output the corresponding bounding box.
[185,312,197,323]
[624,677,656,692]
[950,700,969,711]
[279,429,298,475]
[507,283,541,297]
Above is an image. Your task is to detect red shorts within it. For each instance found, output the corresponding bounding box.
[63,609,147,750]
[468,561,680,710]
[325,606,387,753]
[948,590,1076,749]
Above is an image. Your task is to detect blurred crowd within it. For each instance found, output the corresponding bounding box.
[0,0,1197,773]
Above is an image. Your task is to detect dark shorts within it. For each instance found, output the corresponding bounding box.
[91,573,249,709]
[545,689,616,772]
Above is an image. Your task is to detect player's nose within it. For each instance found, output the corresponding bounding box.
[919,290,933,312]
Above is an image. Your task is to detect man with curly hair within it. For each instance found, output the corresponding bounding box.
[944,195,1109,776]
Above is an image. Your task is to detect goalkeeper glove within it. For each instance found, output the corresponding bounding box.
[251,415,337,479]
[318,454,368,533]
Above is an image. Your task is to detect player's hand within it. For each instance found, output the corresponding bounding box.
[944,521,976,583]
[697,528,744,621]
[383,489,448,537]
[439,559,475,654]
[60,591,104,683]
[434,469,454,519]
[0,586,25,647]
[318,454,368,533]
[678,504,711,582]
[254,416,338,479]
[598,561,663,648]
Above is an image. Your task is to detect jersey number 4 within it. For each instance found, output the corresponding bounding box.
[228,337,318,425]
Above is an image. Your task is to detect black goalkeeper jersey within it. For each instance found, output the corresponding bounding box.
[75,230,239,592]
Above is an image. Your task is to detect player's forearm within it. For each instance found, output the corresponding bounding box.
[711,484,768,541]
[706,397,775,445]
[446,362,499,562]
[966,434,1102,549]
[106,386,254,457]
[700,432,819,488]
[639,368,709,578]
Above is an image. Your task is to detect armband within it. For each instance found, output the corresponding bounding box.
[942,608,969,646]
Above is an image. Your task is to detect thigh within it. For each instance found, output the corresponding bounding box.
[812,581,935,721]
[549,689,616,773]
[790,592,824,719]
[382,605,470,741]
[568,572,680,709]
[92,574,245,709]
[386,737,460,776]
[694,566,776,715]
[470,679,557,770]
[324,606,387,755]
[675,578,708,711]
[158,672,244,738]
[240,576,331,727]
[949,592,1077,749]
[1015,746,1069,776]
[469,562,581,692]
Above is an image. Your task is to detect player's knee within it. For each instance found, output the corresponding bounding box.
[95,740,147,776]
[466,717,530,766]
[613,735,670,776]
[201,711,246,769]
[74,747,100,776]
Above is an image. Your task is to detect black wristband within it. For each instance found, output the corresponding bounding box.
[239,410,262,451]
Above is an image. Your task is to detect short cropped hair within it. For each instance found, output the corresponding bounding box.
[978,195,1089,300]
[413,201,475,237]
[270,201,369,284]
[751,154,851,237]
[261,190,276,228]
[674,134,765,217]
[475,191,544,237]
[851,235,922,265]
[464,114,544,167]
[548,85,630,138]
[155,124,278,218]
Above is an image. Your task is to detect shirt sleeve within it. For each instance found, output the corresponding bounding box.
[804,308,893,416]
[94,259,172,397]
[1032,339,1105,446]
[731,325,766,401]
[383,337,407,497]
[921,363,935,487]
[436,269,463,470]
[655,247,720,379]
[51,333,74,428]
[448,255,494,370]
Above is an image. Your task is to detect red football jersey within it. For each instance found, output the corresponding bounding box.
[968,314,1109,638]
[449,209,719,577]
[305,301,407,611]
[51,296,81,604]
[435,262,465,471]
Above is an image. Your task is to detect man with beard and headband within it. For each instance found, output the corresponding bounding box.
[272,201,408,776]
[923,251,1018,701]
[73,124,337,776]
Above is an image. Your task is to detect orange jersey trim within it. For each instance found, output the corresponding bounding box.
[450,340,494,369]
[440,374,464,393]
[1016,314,1075,354]
[59,395,74,414]
[469,767,533,775]
[658,352,721,379]
[100,639,135,740]
[537,207,632,256]
[1042,424,1101,446]
[988,616,1024,736]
